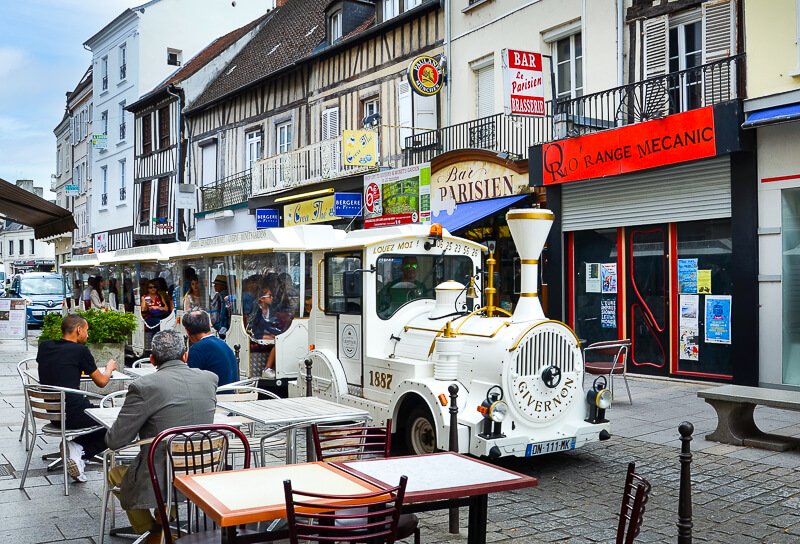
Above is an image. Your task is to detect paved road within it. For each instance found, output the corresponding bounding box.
[2,339,800,543]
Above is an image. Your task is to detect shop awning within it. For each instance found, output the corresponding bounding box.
[433,194,529,233]
[742,103,800,129]
[0,178,76,239]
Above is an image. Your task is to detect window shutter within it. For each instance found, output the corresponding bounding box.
[414,93,438,133]
[643,15,668,80]
[703,0,735,103]
[322,107,340,174]
[476,64,494,118]
[397,80,413,149]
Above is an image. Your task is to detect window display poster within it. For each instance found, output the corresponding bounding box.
[697,270,712,294]
[586,263,601,293]
[600,297,616,329]
[601,263,617,294]
[705,295,731,344]
[678,259,698,293]
[679,294,699,361]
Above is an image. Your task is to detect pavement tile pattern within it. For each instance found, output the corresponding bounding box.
[2,339,800,543]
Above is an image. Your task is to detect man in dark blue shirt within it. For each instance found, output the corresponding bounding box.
[182,310,238,386]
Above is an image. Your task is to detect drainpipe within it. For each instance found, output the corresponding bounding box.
[165,85,182,242]
[442,0,451,126]
[617,0,624,86]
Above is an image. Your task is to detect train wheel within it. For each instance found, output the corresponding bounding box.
[405,406,436,455]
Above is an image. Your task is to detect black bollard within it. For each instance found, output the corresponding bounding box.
[448,384,459,534]
[677,421,694,544]
[305,358,314,462]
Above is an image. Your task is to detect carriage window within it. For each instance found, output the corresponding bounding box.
[376,254,473,320]
[240,252,302,338]
[325,252,362,315]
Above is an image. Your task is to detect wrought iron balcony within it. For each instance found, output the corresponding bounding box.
[101,193,108,206]
[102,75,108,91]
[120,63,126,80]
[119,122,126,141]
[403,55,743,165]
[251,136,378,197]
[119,186,126,201]
[200,171,251,212]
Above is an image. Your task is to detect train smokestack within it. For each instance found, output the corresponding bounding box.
[506,208,554,323]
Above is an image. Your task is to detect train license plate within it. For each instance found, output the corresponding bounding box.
[525,437,575,456]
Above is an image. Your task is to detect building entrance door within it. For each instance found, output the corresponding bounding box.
[627,225,670,376]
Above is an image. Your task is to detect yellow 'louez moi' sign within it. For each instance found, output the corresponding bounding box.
[284,195,336,226]
[343,130,377,167]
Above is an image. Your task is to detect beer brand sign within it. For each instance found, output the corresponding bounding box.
[431,158,529,216]
[541,106,717,185]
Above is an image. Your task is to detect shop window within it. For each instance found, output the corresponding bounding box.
[782,191,800,385]
[572,229,619,344]
[676,219,733,377]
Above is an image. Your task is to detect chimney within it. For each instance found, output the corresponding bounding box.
[505,208,554,323]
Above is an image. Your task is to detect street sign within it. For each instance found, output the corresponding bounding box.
[65,184,80,196]
[334,192,363,217]
[255,208,280,229]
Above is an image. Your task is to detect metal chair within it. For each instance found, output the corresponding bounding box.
[311,420,420,544]
[98,390,135,544]
[16,357,37,450]
[616,462,652,544]
[131,358,153,369]
[147,424,253,544]
[284,474,409,544]
[583,339,633,404]
[19,383,104,495]
[215,384,282,466]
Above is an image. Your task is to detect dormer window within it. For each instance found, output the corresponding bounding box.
[330,10,342,43]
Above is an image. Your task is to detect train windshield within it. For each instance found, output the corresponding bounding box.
[376,253,473,319]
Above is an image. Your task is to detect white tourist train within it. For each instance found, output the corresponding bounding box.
[60,208,612,459]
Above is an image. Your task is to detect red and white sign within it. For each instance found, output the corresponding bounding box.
[364,213,417,229]
[502,49,545,117]
[541,106,717,185]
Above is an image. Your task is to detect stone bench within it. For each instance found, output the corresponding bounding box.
[698,385,800,451]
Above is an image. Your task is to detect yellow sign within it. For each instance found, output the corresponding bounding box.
[284,195,336,226]
[697,270,711,294]
[342,130,377,167]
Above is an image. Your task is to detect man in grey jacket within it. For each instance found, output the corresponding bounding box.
[106,329,217,540]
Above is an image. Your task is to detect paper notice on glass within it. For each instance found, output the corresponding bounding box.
[705,295,731,344]
[678,259,698,293]
[601,298,616,329]
[601,263,617,294]
[9,309,25,322]
[0,299,11,311]
[679,295,700,361]
[586,263,601,293]
[697,270,712,294]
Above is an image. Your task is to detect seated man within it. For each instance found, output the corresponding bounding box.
[37,313,117,482]
[105,330,218,541]
[183,309,239,386]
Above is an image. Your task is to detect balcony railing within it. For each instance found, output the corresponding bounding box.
[120,64,126,80]
[119,122,126,141]
[403,55,742,165]
[252,136,377,197]
[119,186,126,201]
[102,75,108,91]
[101,193,108,206]
[199,171,251,212]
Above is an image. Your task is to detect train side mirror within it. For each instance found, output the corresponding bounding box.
[342,271,362,298]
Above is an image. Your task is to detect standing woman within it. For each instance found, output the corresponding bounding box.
[90,277,105,309]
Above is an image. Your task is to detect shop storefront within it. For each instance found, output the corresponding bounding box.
[533,103,758,384]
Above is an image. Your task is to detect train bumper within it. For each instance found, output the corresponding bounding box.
[471,420,612,459]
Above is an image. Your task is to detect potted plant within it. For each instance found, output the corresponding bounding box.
[40,309,138,363]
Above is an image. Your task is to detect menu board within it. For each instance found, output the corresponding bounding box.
[0,299,27,340]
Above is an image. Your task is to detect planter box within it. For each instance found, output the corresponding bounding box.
[88,342,125,366]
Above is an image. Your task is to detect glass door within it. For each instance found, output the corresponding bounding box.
[627,225,669,375]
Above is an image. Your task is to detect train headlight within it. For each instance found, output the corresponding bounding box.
[585,376,611,424]
[488,400,508,422]
[478,386,507,439]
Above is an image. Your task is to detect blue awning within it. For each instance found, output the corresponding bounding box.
[432,194,529,233]
[742,103,800,129]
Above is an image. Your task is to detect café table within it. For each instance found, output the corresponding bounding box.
[85,406,245,429]
[26,366,132,393]
[215,396,371,463]
[121,366,156,379]
[174,452,537,544]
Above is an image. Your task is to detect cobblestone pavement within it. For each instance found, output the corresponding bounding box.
[2,338,800,543]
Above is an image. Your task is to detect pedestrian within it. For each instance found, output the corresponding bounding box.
[105,329,217,543]
[182,310,239,386]
[36,313,118,482]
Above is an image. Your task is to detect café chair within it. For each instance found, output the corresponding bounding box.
[98,390,136,544]
[132,358,153,369]
[616,462,652,544]
[215,384,283,466]
[16,357,37,450]
[311,420,420,544]
[284,474,409,544]
[148,424,256,544]
[19,383,104,496]
[583,339,633,404]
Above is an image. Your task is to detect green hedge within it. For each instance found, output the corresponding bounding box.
[40,310,137,344]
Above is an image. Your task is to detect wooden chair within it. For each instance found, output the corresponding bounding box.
[616,462,652,544]
[19,383,104,495]
[583,339,633,404]
[147,424,256,544]
[311,420,420,544]
[283,474,409,544]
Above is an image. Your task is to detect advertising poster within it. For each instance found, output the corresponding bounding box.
[0,299,26,340]
[601,263,617,294]
[678,259,698,293]
[586,263,601,293]
[697,270,712,294]
[705,295,732,344]
[600,298,616,329]
[679,294,699,361]
[363,164,428,229]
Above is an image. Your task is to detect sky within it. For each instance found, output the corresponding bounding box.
[0,0,142,197]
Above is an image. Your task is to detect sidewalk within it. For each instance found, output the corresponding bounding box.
[2,338,800,543]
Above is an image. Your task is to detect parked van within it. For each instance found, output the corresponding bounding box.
[7,272,67,325]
